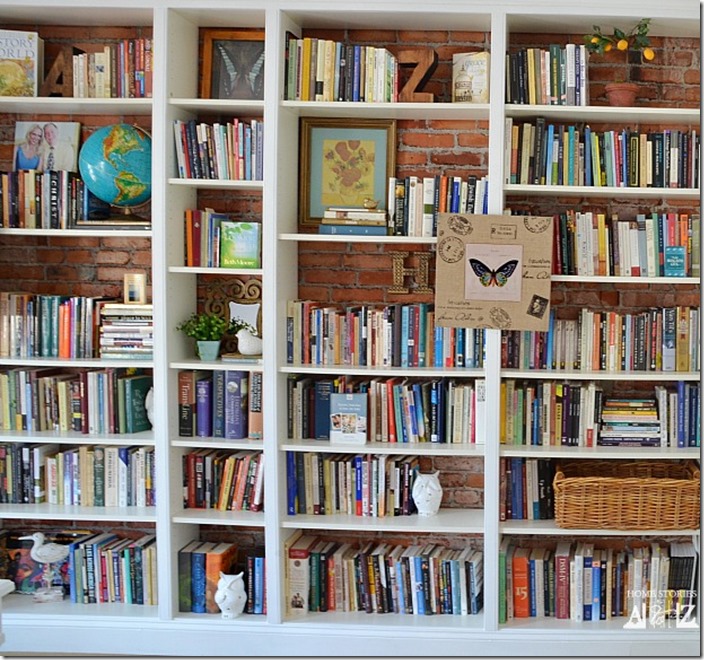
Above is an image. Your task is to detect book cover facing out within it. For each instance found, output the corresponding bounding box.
[0,30,44,97]
[664,246,686,277]
[329,392,368,445]
[220,221,261,268]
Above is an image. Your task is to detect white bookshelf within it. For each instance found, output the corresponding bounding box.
[0,0,698,656]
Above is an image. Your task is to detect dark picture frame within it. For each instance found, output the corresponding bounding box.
[298,117,397,227]
[200,29,265,100]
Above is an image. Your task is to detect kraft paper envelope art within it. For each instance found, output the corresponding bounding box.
[434,213,554,332]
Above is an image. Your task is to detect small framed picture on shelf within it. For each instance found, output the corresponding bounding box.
[123,272,147,304]
[298,117,397,227]
[200,28,265,100]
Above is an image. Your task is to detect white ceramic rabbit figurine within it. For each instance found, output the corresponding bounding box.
[214,571,247,619]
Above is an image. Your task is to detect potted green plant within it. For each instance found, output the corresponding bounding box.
[177,312,229,360]
[584,18,656,106]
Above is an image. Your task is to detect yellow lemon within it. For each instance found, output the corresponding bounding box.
[643,47,655,61]
[604,43,613,52]
[591,36,600,44]
[616,39,629,51]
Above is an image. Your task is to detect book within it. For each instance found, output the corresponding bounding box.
[220,221,262,268]
[247,371,263,439]
[190,540,217,613]
[204,541,239,613]
[322,208,387,224]
[318,224,388,235]
[664,245,686,277]
[195,374,213,437]
[329,392,368,445]
[224,370,249,439]
[452,51,490,103]
[286,532,318,614]
[0,30,44,97]
[122,373,153,433]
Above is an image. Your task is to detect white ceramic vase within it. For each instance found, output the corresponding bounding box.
[411,471,443,517]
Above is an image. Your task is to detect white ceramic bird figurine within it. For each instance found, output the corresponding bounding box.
[235,327,263,356]
[20,532,69,565]
[19,532,69,600]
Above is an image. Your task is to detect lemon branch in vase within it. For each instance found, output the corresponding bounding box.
[584,18,655,106]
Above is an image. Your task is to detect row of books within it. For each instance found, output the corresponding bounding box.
[387,174,489,237]
[67,531,157,605]
[285,452,421,517]
[0,368,152,435]
[0,442,155,507]
[0,292,117,360]
[505,119,700,189]
[184,208,262,268]
[287,374,487,445]
[177,370,262,440]
[500,539,698,623]
[286,531,484,616]
[99,303,154,361]
[284,36,399,103]
[286,299,485,369]
[177,540,266,615]
[172,118,263,181]
[500,306,700,373]
[499,457,555,521]
[505,44,590,106]
[0,169,115,230]
[551,210,700,278]
[500,380,699,449]
[72,38,153,99]
[182,449,264,512]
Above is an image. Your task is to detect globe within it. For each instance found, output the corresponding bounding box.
[78,123,152,208]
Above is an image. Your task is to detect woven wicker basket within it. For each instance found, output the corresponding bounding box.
[553,460,700,530]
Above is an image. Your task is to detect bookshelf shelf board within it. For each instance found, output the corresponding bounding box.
[282,609,486,629]
[0,504,156,522]
[171,437,263,451]
[0,96,153,116]
[504,184,699,200]
[551,275,700,284]
[504,104,700,125]
[170,359,263,371]
[281,100,490,120]
[500,519,700,536]
[169,98,264,116]
[279,233,436,245]
[281,439,485,457]
[0,357,154,369]
[500,445,701,460]
[174,612,269,625]
[500,617,699,633]
[3,597,159,620]
[280,365,485,377]
[0,429,154,445]
[167,178,263,191]
[500,369,701,382]
[281,508,484,533]
[169,266,264,276]
[171,509,265,527]
[0,228,152,238]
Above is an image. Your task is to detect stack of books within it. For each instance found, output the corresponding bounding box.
[318,207,388,235]
[99,303,154,360]
[597,397,661,447]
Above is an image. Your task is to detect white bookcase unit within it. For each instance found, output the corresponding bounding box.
[0,0,699,656]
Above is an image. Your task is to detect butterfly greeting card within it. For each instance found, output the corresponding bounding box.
[434,213,553,332]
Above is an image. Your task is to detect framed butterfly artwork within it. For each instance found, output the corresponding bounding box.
[434,213,554,332]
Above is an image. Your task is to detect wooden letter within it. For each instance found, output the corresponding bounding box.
[396,47,438,103]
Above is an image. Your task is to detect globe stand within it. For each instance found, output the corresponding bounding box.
[32,564,64,603]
